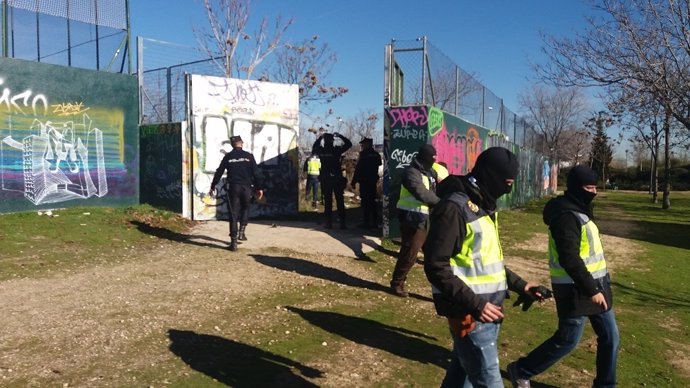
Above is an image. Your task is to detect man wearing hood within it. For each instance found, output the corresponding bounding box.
[507,165,619,388]
[390,144,440,297]
[424,147,547,387]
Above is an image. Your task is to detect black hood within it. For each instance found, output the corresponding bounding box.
[543,195,592,226]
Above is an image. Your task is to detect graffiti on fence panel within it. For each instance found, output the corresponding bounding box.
[189,74,299,220]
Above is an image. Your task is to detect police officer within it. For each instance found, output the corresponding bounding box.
[208,136,263,251]
[303,154,321,208]
[352,137,382,229]
[311,131,352,229]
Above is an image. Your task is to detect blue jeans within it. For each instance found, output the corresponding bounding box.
[441,321,503,388]
[514,309,619,388]
[305,176,319,202]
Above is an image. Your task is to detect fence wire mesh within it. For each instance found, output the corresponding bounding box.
[389,37,541,149]
[1,0,130,72]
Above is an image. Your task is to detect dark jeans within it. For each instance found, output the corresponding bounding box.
[226,184,252,238]
[391,223,427,287]
[305,176,319,203]
[514,308,620,388]
[321,175,345,226]
[359,180,378,226]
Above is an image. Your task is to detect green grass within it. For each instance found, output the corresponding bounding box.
[1,192,689,387]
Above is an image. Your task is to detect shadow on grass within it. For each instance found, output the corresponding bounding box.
[612,281,690,309]
[286,306,450,369]
[167,329,322,387]
[498,368,559,388]
[597,218,690,250]
[252,254,433,302]
[129,220,230,251]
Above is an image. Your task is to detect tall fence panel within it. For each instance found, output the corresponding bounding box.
[0,57,139,213]
[139,122,182,213]
[383,105,550,238]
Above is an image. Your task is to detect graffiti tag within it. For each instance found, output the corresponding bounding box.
[0,78,48,116]
[391,127,426,140]
[391,149,418,169]
[52,102,90,116]
[387,106,428,128]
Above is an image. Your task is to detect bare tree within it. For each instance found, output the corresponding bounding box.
[519,85,588,167]
[194,0,293,79]
[536,0,690,132]
[269,36,348,107]
[559,126,592,166]
[339,110,380,146]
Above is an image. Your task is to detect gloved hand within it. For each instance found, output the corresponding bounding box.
[513,285,553,311]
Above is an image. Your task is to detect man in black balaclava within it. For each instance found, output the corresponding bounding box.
[507,165,619,388]
[423,147,548,387]
[390,144,440,297]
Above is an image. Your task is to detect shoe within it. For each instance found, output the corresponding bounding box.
[389,282,409,298]
[238,225,248,241]
[507,362,531,388]
[229,239,238,251]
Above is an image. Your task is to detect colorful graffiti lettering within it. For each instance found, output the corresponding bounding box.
[391,127,426,140]
[431,126,483,175]
[387,106,428,128]
[427,107,444,136]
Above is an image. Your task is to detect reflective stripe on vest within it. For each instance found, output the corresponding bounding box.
[431,193,507,302]
[549,212,607,284]
[397,174,430,214]
[307,159,321,176]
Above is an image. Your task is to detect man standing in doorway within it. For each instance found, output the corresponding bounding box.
[303,154,321,208]
[209,136,264,251]
[352,137,382,229]
[311,131,352,229]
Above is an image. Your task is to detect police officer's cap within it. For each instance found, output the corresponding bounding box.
[359,137,373,145]
[230,135,243,144]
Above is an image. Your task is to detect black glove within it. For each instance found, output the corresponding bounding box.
[513,285,553,311]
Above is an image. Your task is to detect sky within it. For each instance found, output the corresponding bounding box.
[129,0,598,135]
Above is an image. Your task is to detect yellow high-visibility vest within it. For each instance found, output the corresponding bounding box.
[432,163,449,182]
[430,192,508,302]
[397,174,431,214]
[307,158,321,176]
[549,212,608,284]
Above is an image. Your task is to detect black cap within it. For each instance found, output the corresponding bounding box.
[230,135,243,144]
[359,137,373,145]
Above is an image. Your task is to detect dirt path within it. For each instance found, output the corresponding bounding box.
[0,218,642,387]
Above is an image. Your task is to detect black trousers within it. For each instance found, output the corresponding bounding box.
[359,180,378,226]
[226,184,252,238]
[321,175,345,226]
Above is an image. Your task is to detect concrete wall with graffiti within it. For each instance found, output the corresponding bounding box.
[0,58,138,213]
[188,74,299,220]
[384,105,552,238]
[140,122,183,213]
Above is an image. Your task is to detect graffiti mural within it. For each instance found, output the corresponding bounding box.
[189,74,299,220]
[0,58,138,213]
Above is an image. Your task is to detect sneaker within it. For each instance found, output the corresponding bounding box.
[507,362,531,388]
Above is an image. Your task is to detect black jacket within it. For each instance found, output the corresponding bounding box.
[543,193,613,317]
[397,158,440,230]
[352,148,381,185]
[210,148,262,189]
[423,175,527,320]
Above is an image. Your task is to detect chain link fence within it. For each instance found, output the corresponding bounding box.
[1,0,130,73]
[386,37,541,150]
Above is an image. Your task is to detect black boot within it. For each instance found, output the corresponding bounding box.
[229,238,238,251]
[238,225,248,241]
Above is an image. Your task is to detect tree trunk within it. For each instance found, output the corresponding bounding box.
[662,110,671,209]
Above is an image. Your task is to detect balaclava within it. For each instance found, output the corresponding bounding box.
[323,133,334,148]
[470,147,519,207]
[416,144,436,170]
[566,165,598,205]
